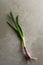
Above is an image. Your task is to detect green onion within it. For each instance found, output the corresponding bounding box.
[7,11,37,61]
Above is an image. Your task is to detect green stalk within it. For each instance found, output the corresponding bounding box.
[10,11,24,40]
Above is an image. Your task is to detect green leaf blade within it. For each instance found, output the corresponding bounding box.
[16,16,24,37]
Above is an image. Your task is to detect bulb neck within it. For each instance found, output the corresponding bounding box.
[22,37,26,48]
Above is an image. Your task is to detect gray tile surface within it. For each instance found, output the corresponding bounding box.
[0,0,43,65]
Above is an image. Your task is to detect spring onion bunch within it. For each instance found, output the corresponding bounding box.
[7,11,37,61]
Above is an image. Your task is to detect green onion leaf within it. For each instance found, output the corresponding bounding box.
[16,16,24,38]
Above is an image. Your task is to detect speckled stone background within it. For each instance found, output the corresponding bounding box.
[0,0,43,65]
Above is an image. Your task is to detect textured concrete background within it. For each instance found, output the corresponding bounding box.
[0,0,43,65]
